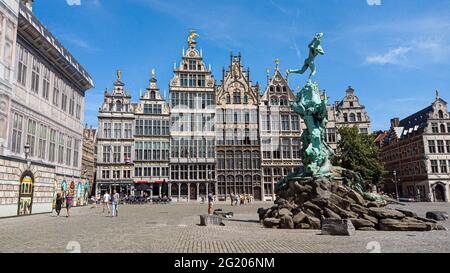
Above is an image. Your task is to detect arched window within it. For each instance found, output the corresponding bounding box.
[116,100,122,112]
[440,124,446,133]
[280,96,288,106]
[243,94,248,104]
[150,91,156,99]
[276,86,281,92]
[438,110,444,119]
[269,86,274,92]
[349,113,356,122]
[252,151,260,169]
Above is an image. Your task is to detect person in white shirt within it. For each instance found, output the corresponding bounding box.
[102,192,111,214]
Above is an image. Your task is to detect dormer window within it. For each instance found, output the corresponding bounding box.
[116,100,122,112]
[270,96,279,106]
[349,102,354,107]
[150,91,156,100]
[189,60,196,70]
[276,86,281,92]
[233,91,241,104]
[438,110,444,119]
[270,86,274,92]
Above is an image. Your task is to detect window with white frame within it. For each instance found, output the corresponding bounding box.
[52,76,60,106]
[73,140,79,167]
[58,132,65,164]
[11,113,23,153]
[31,56,40,93]
[26,119,37,157]
[41,66,50,100]
[61,83,67,111]
[48,129,56,162]
[65,136,72,166]
[38,124,47,160]
[16,45,28,86]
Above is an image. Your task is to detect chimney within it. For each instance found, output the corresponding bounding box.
[390,117,400,128]
[21,0,33,11]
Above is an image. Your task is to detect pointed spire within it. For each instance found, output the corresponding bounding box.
[266,67,270,84]
[182,47,185,56]
[139,88,142,98]
[436,90,440,100]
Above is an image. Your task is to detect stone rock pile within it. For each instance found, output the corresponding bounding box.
[259,171,446,231]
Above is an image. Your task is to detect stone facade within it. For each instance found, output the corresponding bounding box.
[0,1,92,217]
[133,71,170,198]
[169,40,216,202]
[96,73,134,195]
[216,53,262,201]
[325,86,371,151]
[82,125,96,196]
[259,61,301,201]
[377,92,450,202]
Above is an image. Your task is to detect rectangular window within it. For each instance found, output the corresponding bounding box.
[281,115,290,131]
[189,60,196,70]
[58,132,65,164]
[440,160,447,173]
[103,122,112,138]
[102,170,110,179]
[123,146,131,163]
[69,93,75,116]
[124,123,132,138]
[52,77,60,106]
[292,139,300,159]
[431,160,439,174]
[282,138,290,159]
[26,119,37,157]
[437,140,445,153]
[102,145,111,163]
[75,95,81,119]
[432,123,439,133]
[17,45,28,86]
[61,84,67,111]
[42,66,50,100]
[135,142,143,161]
[65,137,72,166]
[11,113,24,153]
[291,115,299,131]
[446,140,450,153]
[113,146,121,163]
[73,140,79,167]
[114,123,122,139]
[38,124,47,160]
[31,57,40,93]
[180,74,188,87]
[49,129,56,162]
[428,140,436,154]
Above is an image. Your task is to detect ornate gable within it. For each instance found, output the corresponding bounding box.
[261,60,295,105]
[217,54,260,106]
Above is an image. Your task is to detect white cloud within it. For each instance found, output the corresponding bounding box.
[67,0,81,6]
[367,0,381,6]
[366,47,411,65]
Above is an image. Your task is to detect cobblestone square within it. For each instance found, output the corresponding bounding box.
[0,202,449,253]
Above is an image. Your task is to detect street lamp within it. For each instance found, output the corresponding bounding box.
[392,170,399,201]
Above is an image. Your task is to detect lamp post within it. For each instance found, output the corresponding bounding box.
[393,170,399,201]
[24,143,31,170]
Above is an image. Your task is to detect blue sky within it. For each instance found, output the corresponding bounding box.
[33,0,450,130]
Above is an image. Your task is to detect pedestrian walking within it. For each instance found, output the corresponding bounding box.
[208,191,214,215]
[103,192,111,214]
[65,191,72,218]
[111,190,119,217]
[55,193,63,216]
[235,194,239,206]
[230,192,234,206]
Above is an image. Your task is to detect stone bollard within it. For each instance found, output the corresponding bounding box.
[321,219,355,236]
[199,214,225,226]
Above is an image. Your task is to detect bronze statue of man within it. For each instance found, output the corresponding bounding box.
[287,32,324,83]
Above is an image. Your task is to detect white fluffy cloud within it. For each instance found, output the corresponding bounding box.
[366,47,411,65]
[66,0,81,6]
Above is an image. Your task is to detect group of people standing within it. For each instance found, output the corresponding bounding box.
[54,188,73,217]
[99,190,120,217]
[229,193,254,206]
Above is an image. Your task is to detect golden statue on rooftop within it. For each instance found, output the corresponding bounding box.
[117,69,121,81]
[151,68,155,80]
[188,30,199,46]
